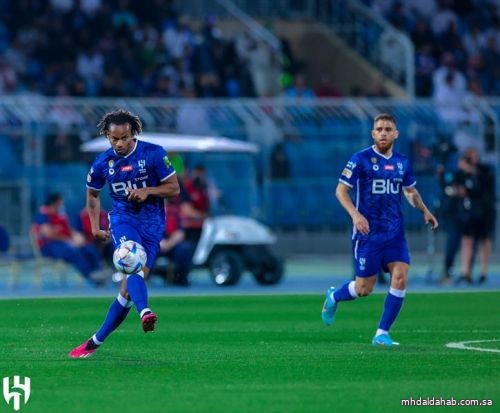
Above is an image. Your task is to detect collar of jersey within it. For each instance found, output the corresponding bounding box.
[371,145,393,160]
[113,139,138,158]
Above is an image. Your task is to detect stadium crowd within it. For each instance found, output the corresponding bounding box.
[365,0,500,97]
[0,0,292,98]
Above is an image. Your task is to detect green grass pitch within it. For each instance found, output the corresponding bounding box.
[1,292,499,413]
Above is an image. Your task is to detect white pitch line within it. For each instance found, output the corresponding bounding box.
[446,339,500,353]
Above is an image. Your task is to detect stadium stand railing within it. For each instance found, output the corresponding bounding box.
[0,96,498,254]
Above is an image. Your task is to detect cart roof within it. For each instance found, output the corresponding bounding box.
[81,133,259,154]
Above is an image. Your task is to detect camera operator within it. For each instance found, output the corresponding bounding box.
[433,136,460,284]
[454,148,496,285]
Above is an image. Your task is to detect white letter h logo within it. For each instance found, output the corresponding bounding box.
[3,376,31,411]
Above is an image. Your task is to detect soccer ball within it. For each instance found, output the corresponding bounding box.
[113,240,147,274]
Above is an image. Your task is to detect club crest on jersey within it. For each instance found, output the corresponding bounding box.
[108,160,114,167]
[138,159,147,173]
[120,165,133,172]
[397,162,404,175]
[371,157,377,164]
[384,165,394,171]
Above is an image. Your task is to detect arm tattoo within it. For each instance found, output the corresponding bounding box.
[407,190,426,212]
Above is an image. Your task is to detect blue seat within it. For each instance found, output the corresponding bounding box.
[267,182,299,229]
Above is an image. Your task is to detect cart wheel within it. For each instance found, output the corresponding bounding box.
[253,256,284,285]
[209,250,243,286]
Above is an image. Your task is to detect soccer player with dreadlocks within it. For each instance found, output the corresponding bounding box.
[69,109,179,358]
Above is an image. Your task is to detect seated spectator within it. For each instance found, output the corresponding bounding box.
[314,74,343,98]
[284,73,315,98]
[182,165,210,246]
[159,187,194,287]
[78,206,114,266]
[32,193,106,285]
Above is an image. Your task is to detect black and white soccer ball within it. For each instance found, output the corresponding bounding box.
[113,240,147,274]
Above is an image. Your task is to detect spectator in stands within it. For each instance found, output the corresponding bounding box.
[455,148,496,285]
[159,195,194,287]
[415,43,438,96]
[410,19,436,52]
[269,142,291,180]
[0,57,18,94]
[314,74,343,98]
[32,193,106,285]
[285,73,315,98]
[431,2,459,37]
[433,52,468,124]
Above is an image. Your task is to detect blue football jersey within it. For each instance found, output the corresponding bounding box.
[86,139,176,223]
[339,145,416,242]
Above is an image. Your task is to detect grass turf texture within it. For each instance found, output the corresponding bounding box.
[1,292,499,413]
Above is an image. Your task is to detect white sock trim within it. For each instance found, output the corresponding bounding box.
[116,293,133,308]
[117,293,128,307]
[348,281,358,298]
[92,334,103,345]
[375,328,388,337]
[126,270,145,279]
[140,308,151,318]
[389,287,406,298]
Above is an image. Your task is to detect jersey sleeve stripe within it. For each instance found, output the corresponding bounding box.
[339,178,353,188]
[160,170,176,182]
[403,181,417,188]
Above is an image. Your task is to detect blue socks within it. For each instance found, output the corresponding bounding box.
[126,272,149,315]
[378,287,406,332]
[94,294,132,344]
[333,281,358,302]
[92,271,152,346]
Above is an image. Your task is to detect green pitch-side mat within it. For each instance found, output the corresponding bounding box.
[1,293,498,413]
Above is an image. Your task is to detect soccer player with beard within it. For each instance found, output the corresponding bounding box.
[321,113,438,346]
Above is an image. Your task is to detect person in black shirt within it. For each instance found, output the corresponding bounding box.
[455,148,496,284]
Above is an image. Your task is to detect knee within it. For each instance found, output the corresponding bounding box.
[391,272,407,289]
[356,285,374,297]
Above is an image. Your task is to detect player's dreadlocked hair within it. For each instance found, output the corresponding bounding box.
[97,109,143,136]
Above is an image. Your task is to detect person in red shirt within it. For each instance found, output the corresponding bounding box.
[158,182,194,286]
[78,206,114,266]
[32,193,104,285]
[182,165,209,245]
